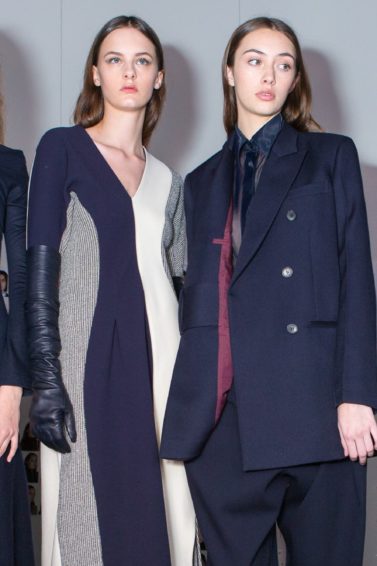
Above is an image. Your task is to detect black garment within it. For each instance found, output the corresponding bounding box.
[230,114,282,257]
[0,449,35,566]
[185,391,366,566]
[27,245,76,454]
[0,145,29,388]
[0,145,34,565]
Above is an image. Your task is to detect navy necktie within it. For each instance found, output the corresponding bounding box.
[240,141,259,233]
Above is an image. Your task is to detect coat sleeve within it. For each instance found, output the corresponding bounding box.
[27,129,69,250]
[333,137,377,408]
[0,150,29,389]
[162,170,186,286]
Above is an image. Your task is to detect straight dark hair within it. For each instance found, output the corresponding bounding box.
[222,17,321,135]
[73,15,165,146]
[0,91,4,144]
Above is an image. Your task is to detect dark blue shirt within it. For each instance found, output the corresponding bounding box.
[230,114,283,258]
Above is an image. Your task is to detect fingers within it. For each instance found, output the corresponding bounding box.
[65,409,77,443]
[6,434,19,463]
[33,423,71,454]
[354,438,368,465]
[0,434,11,459]
[337,404,376,465]
[369,419,377,450]
[338,426,349,457]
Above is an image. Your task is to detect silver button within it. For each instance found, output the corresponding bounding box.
[286,209,296,221]
[282,266,293,278]
[248,160,253,167]
[287,323,298,334]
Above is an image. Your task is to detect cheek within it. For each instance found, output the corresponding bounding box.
[278,76,296,99]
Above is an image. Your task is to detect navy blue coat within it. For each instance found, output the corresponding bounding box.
[161,122,377,471]
[0,145,34,565]
[0,145,29,389]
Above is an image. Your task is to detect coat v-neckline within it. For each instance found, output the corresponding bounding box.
[78,125,149,201]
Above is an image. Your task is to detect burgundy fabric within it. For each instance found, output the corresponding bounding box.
[213,202,234,422]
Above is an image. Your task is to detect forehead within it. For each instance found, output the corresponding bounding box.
[236,28,296,57]
[99,27,156,56]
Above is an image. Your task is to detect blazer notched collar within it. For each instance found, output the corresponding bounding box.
[209,123,307,288]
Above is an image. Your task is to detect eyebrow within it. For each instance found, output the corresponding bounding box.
[103,50,154,58]
[242,48,296,60]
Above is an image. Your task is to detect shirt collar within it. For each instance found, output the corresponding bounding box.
[229,113,283,159]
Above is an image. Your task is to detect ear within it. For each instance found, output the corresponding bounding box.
[226,65,235,87]
[154,70,164,90]
[92,65,100,87]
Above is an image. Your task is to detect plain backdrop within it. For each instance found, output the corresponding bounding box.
[1,1,377,564]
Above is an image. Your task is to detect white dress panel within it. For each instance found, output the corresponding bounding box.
[132,150,196,566]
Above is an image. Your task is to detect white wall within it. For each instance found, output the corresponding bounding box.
[1,1,377,563]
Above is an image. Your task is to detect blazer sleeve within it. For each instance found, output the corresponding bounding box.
[333,137,377,408]
[0,151,29,389]
[27,129,69,250]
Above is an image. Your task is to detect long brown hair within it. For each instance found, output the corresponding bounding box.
[0,90,4,144]
[222,17,320,135]
[73,15,165,146]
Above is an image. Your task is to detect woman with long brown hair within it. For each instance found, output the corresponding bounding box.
[161,17,377,565]
[27,15,198,566]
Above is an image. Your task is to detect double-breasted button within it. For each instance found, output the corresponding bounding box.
[287,323,298,334]
[282,266,293,278]
[286,209,296,221]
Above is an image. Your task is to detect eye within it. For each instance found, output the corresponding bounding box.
[136,57,151,65]
[107,56,121,64]
[248,57,261,66]
[278,62,292,71]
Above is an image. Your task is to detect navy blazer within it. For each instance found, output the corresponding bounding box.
[0,145,29,390]
[161,122,377,471]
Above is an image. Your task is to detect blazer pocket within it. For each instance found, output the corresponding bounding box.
[288,181,330,198]
[180,283,218,332]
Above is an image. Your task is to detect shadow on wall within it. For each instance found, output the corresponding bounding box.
[303,48,345,134]
[303,49,377,264]
[0,31,39,161]
[150,45,198,174]
[362,164,377,262]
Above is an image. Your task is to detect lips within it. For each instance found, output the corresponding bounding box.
[121,85,137,93]
[256,91,275,101]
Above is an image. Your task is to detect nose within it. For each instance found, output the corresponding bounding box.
[262,64,275,85]
[123,61,136,78]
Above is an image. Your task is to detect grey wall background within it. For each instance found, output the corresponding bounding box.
[1,0,377,563]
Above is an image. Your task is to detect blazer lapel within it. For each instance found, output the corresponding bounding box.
[204,142,234,239]
[231,124,307,287]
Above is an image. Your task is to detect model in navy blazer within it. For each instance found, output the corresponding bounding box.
[162,121,377,470]
[161,17,377,566]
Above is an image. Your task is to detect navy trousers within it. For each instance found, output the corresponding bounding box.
[0,448,35,566]
[185,393,366,566]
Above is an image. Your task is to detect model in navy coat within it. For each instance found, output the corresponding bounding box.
[161,121,377,469]
[161,17,377,566]
[0,144,34,566]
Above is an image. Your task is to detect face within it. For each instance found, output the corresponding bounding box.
[92,27,163,115]
[227,28,298,134]
[0,273,6,292]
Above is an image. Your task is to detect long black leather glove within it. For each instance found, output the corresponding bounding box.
[26,245,76,453]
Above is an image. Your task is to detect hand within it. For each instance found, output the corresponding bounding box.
[337,403,377,465]
[30,387,77,454]
[0,385,22,462]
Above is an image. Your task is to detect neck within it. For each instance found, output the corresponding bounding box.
[89,107,146,156]
[237,112,279,140]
